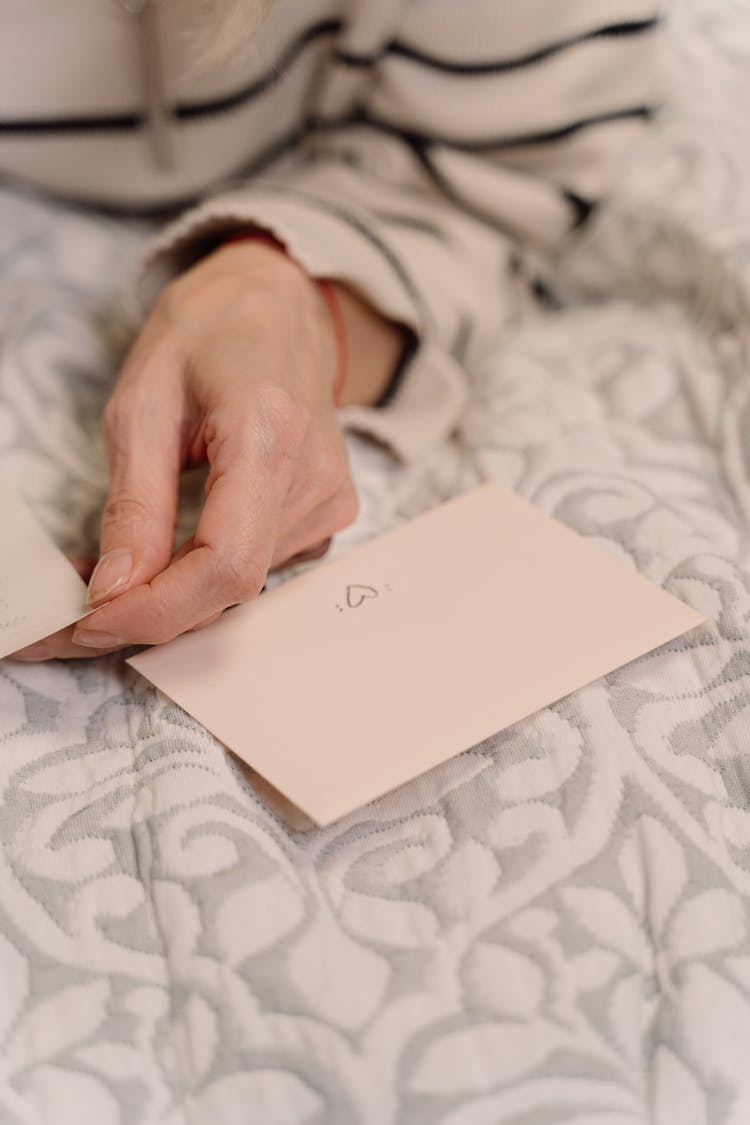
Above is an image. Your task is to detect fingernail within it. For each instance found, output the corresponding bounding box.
[72,629,123,650]
[88,549,133,605]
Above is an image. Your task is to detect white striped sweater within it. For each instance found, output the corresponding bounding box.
[0,0,660,457]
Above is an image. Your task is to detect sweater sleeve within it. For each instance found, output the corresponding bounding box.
[136,0,660,460]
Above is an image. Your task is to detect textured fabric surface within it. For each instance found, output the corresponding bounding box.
[1,1,750,1122]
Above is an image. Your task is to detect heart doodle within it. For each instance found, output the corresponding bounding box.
[346,584,379,609]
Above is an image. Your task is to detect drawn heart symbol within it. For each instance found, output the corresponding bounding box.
[346,584,379,609]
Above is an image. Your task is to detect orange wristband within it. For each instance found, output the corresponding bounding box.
[314,278,348,407]
[222,230,348,406]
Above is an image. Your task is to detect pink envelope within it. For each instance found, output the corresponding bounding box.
[129,483,704,826]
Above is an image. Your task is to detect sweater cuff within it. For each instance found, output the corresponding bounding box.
[338,344,467,461]
[135,189,425,331]
[132,190,466,458]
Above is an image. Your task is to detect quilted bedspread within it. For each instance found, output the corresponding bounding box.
[2,2,750,1122]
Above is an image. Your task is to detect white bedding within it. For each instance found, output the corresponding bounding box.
[1,1,750,1122]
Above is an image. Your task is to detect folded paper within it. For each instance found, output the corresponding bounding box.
[0,475,90,659]
[129,483,705,826]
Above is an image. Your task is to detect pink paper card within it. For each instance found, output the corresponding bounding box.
[128,483,704,826]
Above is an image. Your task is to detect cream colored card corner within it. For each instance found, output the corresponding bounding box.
[0,474,90,659]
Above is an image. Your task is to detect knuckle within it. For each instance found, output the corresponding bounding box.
[252,383,311,467]
[138,625,173,647]
[313,447,349,500]
[332,481,360,531]
[127,591,183,648]
[101,491,155,529]
[216,549,267,604]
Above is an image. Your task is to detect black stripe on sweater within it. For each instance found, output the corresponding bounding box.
[0,18,656,136]
[334,18,659,74]
[405,141,524,243]
[0,112,140,135]
[400,138,596,240]
[372,208,450,241]
[176,17,342,120]
[312,105,655,155]
[563,190,595,228]
[0,18,342,135]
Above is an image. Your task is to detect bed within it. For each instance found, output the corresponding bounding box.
[1,1,749,1121]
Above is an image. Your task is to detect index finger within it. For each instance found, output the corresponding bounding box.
[71,393,302,648]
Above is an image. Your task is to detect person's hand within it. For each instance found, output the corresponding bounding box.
[11,239,364,660]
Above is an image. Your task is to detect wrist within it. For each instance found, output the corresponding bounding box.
[216,230,409,410]
[219,230,348,406]
[330,283,409,408]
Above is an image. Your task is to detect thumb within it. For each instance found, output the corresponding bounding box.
[89,387,182,606]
